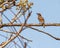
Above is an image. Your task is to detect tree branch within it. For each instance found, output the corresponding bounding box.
[0,11,32,48]
[27,26,60,40]
[0,23,60,28]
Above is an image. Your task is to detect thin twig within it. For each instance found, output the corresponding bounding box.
[19,35,32,42]
[1,11,32,48]
[17,36,24,48]
[27,26,60,40]
[0,29,15,34]
[13,41,21,48]
[24,42,27,48]
[10,8,22,24]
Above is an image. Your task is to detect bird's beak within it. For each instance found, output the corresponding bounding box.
[36,13,40,15]
[36,13,38,15]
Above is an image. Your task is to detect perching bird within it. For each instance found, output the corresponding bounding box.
[37,13,45,28]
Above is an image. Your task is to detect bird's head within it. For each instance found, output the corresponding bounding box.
[36,13,41,16]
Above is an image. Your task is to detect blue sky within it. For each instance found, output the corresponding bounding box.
[21,0,60,48]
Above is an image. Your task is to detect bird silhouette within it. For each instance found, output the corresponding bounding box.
[37,13,45,28]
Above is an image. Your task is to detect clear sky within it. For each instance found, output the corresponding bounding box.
[0,0,60,48]
[21,0,60,48]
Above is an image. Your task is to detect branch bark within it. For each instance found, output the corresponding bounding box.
[27,26,60,40]
[0,23,60,28]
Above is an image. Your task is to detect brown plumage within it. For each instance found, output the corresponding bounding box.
[37,13,45,28]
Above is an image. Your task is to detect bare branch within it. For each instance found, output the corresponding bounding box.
[10,8,22,24]
[0,11,32,48]
[0,23,60,28]
[13,41,21,48]
[19,35,32,42]
[27,26,60,40]
[24,42,27,48]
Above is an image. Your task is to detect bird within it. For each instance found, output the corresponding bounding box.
[37,13,45,28]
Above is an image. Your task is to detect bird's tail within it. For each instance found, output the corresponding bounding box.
[42,23,45,28]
